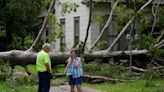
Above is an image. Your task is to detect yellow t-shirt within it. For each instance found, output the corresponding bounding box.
[36,50,51,72]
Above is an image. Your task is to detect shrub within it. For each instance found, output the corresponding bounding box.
[83,59,130,79]
[141,63,160,87]
[0,60,12,81]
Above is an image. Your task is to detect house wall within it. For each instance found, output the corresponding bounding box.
[54,1,127,51]
[55,0,90,51]
[91,3,122,51]
[91,3,111,45]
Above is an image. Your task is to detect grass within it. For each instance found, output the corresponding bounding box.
[84,79,164,92]
[0,81,37,92]
[53,64,65,73]
[4,65,164,92]
[1,79,164,92]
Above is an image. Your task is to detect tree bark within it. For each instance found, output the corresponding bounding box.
[53,73,138,83]
[89,1,119,51]
[0,50,147,66]
[107,0,153,52]
[157,30,164,42]
[0,50,69,65]
[151,0,160,35]
[81,0,92,52]
[28,0,55,51]
[83,75,138,83]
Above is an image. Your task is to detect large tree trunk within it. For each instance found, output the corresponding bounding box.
[0,50,148,66]
[0,50,68,65]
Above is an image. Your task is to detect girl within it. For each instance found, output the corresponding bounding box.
[64,49,83,92]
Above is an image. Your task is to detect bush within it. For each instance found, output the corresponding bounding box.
[0,60,12,81]
[141,63,160,87]
[97,40,108,50]
[28,74,38,85]
[6,74,38,88]
[156,84,164,92]
[83,59,130,79]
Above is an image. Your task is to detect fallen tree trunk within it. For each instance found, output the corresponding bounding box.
[84,49,148,58]
[0,50,69,66]
[83,75,138,83]
[0,50,148,66]
[54,73,138,83]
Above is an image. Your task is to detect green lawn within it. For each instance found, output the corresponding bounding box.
[1,79,164,92]
[84,79,164,92]
[0,81,37,92]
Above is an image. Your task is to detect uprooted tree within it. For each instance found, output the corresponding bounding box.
[0,0,164,76]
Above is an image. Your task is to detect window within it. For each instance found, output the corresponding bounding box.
[74,17,80,46]
[60,19,66,51]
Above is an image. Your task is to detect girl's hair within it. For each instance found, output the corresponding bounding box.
[71,48,80,57]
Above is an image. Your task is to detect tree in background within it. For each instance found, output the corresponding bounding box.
[0,0,48,50]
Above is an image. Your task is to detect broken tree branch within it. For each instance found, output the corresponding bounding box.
[28,0,55,51]
[154,39,164,48]
[107,0,153,52]
[157,30,164,42]
[131,66,146,72]
[81,0,92,52]
[54,74,139,83]
[158,44,164,48]
[151,0,161,35]
[89,0,119,50]
[83,75,138,83]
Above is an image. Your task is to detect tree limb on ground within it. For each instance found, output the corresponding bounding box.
[54,73,139,83]
[83,75,138,83]
[131,66,164,72]
[131,66,146,72]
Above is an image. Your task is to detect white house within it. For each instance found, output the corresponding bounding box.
[55,0,90,51]
[38,0,163,51]
[54,0,148,51]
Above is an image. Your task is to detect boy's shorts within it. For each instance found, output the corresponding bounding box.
[69,75,82,85]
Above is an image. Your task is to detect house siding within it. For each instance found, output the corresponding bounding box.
[55,0,90,50]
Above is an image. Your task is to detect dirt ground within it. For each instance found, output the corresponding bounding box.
[50,85,106,92]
